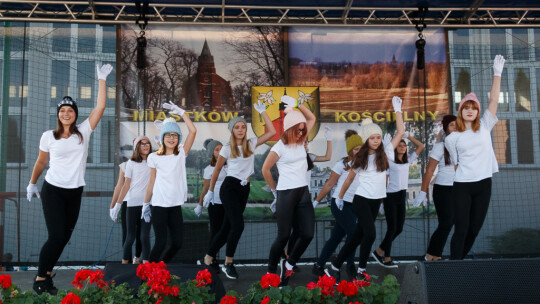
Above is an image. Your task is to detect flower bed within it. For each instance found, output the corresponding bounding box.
[0,263,400,304]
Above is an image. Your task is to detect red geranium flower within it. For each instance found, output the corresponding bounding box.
[195,269,212,287]
[306,282,318,290]
[349,302,364,304]
[337,280,358,296]
[317,275,336,296]
[0,274,12,289]
[71,269,108,289]
[353,278,371,288]
[261,296,270,304]
[220,295,238,304]
[61,292,81,304]
[260,273,280,289]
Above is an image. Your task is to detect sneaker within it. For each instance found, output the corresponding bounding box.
[133,257,141,264]
[382,260,398,269]
[33,275,58,295]
[221,263,239,279]
[371,250,385,267]
[357,271,370,281]
[324,265,340,284]
[279,262,295,287]
[346,263,358,281]
[312,264,325,277]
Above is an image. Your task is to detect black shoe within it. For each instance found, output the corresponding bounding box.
[382,260,398,269]
[371,250,385,267]
[292,265,300,273]
[208,259,220,273]
[324,265,340,284]
[357,270,370,281]
[346,263,358,281]
[221,263,239,279]
[33,275,58,295]
[279,260,295,287]
[312,264,325,277]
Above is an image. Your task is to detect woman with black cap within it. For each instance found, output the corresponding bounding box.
[27,64,113,294]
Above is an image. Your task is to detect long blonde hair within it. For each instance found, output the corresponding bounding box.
[229,133,253,159]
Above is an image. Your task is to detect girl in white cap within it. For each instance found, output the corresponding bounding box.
[203,101,275,279]
[445,55,505,260]
[27,64,113,294]
[142,102,196,262]
[262,96,316,286]
[112,136,152,264]
[325,96,405,282]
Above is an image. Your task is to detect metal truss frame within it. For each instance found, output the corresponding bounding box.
[0,1,539,28]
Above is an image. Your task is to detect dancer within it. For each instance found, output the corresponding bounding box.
[311,130,363,280]
[114,136,152,264]
[415,115,457,261]
[445,55,505,260]
[143,102,196,262]
[195,139,227,270]
[325,96,404,282]
[27,64,113,294]
[263,96,316,286]
[372,133,424,268]
[203,100,275,279]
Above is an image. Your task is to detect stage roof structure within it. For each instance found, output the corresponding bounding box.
[0,0,540,28]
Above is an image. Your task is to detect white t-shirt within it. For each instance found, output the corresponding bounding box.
[271,140,308,190]
[331,160,358,203]
[429,142,455,186]
[219,138,257,182]
[39,119,93,189]
[445,110,499,183]
[147,146,188,207]
[203,164,227,205]
[306,153,316,191]
[124,160,151,207]
[119,161,130,201]
[386,152,417,193]
[352,143,395,199]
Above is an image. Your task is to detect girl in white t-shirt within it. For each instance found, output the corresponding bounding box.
[372,133,424,268]
[143,102,196,263]
[445,55,505,260]
[311,130,363,280]
[415,115,457,261]
[262,96,316,286]
[27,64,113,295]
[325,96,405,282]
[203,100,275,279]
[113,136,152,264]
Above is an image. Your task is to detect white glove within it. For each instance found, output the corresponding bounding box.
[203,191,214,208]
[271,189,277,199]
[379,203,385,216]
[403,131,410,139]
[414,191,427,207]
[110,203,122,222]
[281,95,297,109]
[383,133,392,146]
[96,64,113,81]
[392,96,402,113]
[324,126,332,141]
[336,198,344,211]
[26,183,40,202]
[154,135,161,147]
[313,200,319,208]
[194,205,203,217]
[493,54,505,77]
[240,179,248,186]
[141,203,151,223]
[270,199,277,213]
[163,101,185,116]
[254,100,266,114]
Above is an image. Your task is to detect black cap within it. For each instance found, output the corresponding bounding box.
[57,96,78,120]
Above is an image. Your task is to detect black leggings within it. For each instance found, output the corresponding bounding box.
[451,178,492,260]
[123,206,151,261]
[426,185,454,257]
[334,195,381,269]
[38,181,83,277]
[268,186,314,273]
[121,202,142,259]
[379,190,406,257]
[149,206,183,263]
[207,177,250,258]
[208,203,225,247]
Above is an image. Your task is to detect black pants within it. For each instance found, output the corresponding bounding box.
[208,203,225,248]
[123,206,151,261]
[334,195,381,269]
[426,185,454,257]
[149,205,183,263]
[121,202,142,259]
[38,181,83,277]
[450,178,492,260]
[207,177,250,258]
[379,190,406,257]
[268,186,314,273]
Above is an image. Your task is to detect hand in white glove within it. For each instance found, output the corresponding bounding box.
[313,200,320,208]
[270,199,277,213]
[203,191,214,208]
[154,135,161,147]
[281,95,297,109]
[110,203,122,222]
[96,64,113,81]
[163,101,185,116]
[324,126,332,141]
[493,54,505,77]
[26,183,40,202]
[392,96,402,113]
[403,131,410,139]
[413,191,427,207]
[383,133,392,146]
[141,203,152,223]
[254,100,267,114]
[194,205,203,217]
[271,189,277,199]
[379,203,385,216]
[335,198,344,211]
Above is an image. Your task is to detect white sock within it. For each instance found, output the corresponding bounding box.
[331,264,339,271]
[285,261,293,270]
[358,267,366,273]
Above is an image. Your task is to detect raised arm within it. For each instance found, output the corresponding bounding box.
[487,55,505,117]
[254,100,276,147]
[88,64,113,130]
[313,126,333,162]
[181,112,197,154]
[390,96,405,149]
[262,152,279,191]
[408,135,425,156]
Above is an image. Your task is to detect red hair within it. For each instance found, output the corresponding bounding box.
[456,100,480,132]
[281,123,307,145]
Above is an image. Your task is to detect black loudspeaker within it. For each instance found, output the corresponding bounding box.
[400,259,540,304]
[103,263,225,303]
